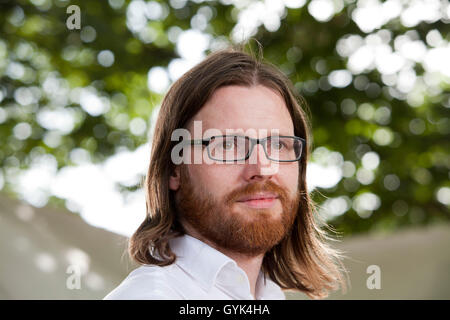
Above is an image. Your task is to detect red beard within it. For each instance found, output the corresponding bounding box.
[175,167,300,256]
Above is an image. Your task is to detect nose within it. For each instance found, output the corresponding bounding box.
[242,143,276,181]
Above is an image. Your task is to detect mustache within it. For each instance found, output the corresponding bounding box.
[224,180,290,205]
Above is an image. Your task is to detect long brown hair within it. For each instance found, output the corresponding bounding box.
[129,46,348,299]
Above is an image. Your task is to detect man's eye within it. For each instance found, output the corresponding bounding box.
[223,141,234,150]
[271,141,284,150]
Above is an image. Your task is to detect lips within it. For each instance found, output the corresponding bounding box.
[237,192,279,202]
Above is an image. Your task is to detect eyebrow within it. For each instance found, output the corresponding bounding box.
[219,129,292,135]
[223,133,292,137]
[205,134,293,139]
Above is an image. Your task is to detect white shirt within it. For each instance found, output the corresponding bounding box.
[104,234,285,300]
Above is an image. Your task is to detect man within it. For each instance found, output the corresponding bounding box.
[104,48,346,300]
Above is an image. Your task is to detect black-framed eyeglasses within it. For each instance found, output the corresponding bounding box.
[185,135,305,162]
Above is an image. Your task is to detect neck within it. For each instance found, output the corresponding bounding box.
[183,224,265,299]
[219,248,265,299]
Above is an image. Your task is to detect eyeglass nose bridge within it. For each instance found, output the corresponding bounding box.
[244,137,272,163]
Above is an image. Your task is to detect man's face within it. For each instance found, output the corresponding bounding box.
[170,85,301,256]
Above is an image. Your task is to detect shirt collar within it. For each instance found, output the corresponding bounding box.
[169,234,236,292]
[169,234,284,299]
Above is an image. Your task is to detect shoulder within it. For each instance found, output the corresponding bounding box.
[104,265,184,300]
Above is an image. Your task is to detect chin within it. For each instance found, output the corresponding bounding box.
[232,203,283,218]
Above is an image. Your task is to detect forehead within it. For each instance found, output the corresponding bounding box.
[186,85,294,137]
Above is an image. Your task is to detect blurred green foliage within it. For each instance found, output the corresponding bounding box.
[0,0,449,236]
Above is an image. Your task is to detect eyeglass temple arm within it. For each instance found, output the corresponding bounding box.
[187,139,210,146]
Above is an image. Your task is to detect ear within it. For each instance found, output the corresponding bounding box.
[169,166,181,191]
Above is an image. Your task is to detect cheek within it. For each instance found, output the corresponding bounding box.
[279,164,300,192]
[189,164,236,195]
